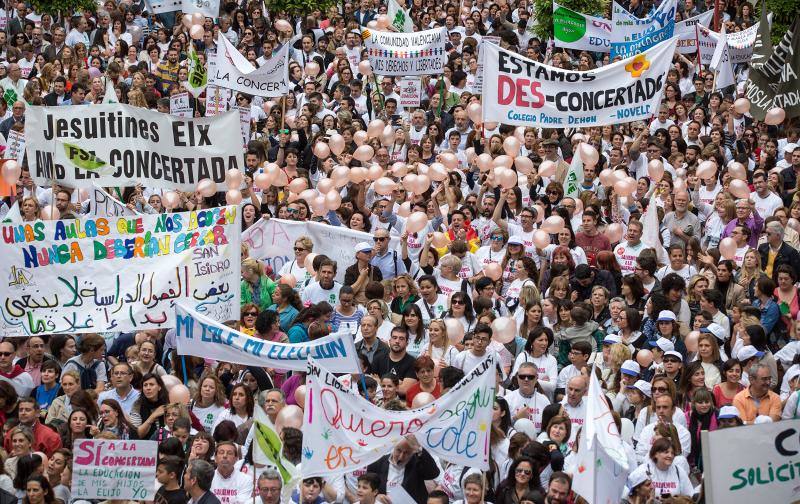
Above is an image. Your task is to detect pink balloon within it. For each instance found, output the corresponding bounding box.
[225,189,243,205]
[367,119,386,138]
[275,19,292,32]
[515,156,533,174]
[718,237,737,260]
[533,229,550,249]
[728,179,750,199]
[225,168,244,190]
[429,162,448,182]
[647,159,664,182]
[605,223,624,243]
[599,169,614,187]
[398,201,411,217]
[254,173,271,190]
[40,206,60,220]
[358,60,372,77]
[579,143,599,167]
[374,177,397,195]
[614,179,635,196]
[324,190,342,210]
[467,103,482,123]
[349,167,368,183]
[354,130,368,146]
[696,160,717,180]
[491,317,516,344]
[367,164,384,181]
[191,13,204,25]
[310,195,326,215]
[331,166,350,187]
[414,174,431,193]
[444,318,465,345]
[728,162,746,181]
[538,160,557,178]
[484,262,502,281]
[163,191,181,210]
[294,385,307,407]
[1,160,21,184]
[406,212,429,233]
[317,178,335,195]
[498,168,518,189]
[494,155,514,169]
[764,107,786,126]
[299,189,317,202]
[354,145,375,162]
[476,153,493,172]
[734,98,750,114]
[169,384,191,404]
[181,14,193,29]
[190,25,204,40]
[439,152,458,171]
[313,142,331,159]
[329,134,346,155]
[288,178,308,194]
[503,136,521,157]
[197,179,217,197]
[541,215,565,234]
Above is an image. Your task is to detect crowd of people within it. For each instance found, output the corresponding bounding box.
[0,0,798,503]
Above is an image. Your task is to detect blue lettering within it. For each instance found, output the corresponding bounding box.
[425,411,478,457]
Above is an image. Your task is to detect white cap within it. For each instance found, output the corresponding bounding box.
[664,350,683,361]
[701,322,728,342]
[621,359,641,376]
[603,333,622,345]
[718,405,741,420]
[627,380,652,398]
[627,466,650,493]
[508,236,525,246]
[657,310,676,322]
[786,366,800,383]
[354,241,373,253]
[649,337,675,353]
[737,345,765,361]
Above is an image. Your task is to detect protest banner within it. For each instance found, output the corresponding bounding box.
[145,0,219,17]
[169,92,192,118]
[552,2,611,53]
[175,303,361,373]
[6,130,24,164]
[388,0,413,32]
[71,439,157,500]
[242,218,398,284]
[745,13,797,121]
[398,77,422,107]
[675,10,714,53]
[481,37,677,128]
[235,105,251,146]
[361,27,447,76]
[302,354,495,477]
[697,21,761,66]
[204,85,232,117]
[611,0,676,59]
[710,29,736,91]
[701,419,800,503]
[1,201,21,223]
[0,207,241,336]
[777,21,800,119]
[25,103,243,191]
[88,184,139,217]
[210,35,289,97]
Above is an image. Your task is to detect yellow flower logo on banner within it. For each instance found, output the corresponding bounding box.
[625,54,651,78]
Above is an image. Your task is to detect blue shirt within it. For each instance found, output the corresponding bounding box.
[371,249,406,279]
[98,386,141,415]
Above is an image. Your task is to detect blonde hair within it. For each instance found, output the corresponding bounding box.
[609,343,632,372]
[241,258,265,277]
[295,236,313,252]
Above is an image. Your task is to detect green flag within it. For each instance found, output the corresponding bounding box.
[3,88,17,107]
[186,45,207,97]
[388,0,413,32]
[252,407,297,485]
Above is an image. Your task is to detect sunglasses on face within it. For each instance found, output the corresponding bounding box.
[244,312,258,317]
[518,374,536,380]
[374,236,388,242]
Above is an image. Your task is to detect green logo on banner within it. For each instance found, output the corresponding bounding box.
[3,88,17,107]
[62,142,109,172]
[554,7,587,43]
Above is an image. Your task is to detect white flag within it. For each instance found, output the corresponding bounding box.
[564,145,585,198]
[103,78,119,103]
[641,197,668,265]
[1,201,21,223]
[710,27,735,90]
[584,367,628,469]
[572,430,629,504]
[388,0,413,32]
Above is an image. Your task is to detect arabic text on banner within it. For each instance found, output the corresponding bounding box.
[25,103,243,191]
[145,0,220,17]
[71,440,157,500]
[175,303,361,374]
[0,207,241,336]
[361,27,447,76]
[481,37,677,128]
[301,354,495,477]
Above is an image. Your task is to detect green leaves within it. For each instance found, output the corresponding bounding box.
[264,0,339,16]
[30,0,95,16]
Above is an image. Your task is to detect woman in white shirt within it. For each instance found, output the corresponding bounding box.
[213,384,253,431]
[190,374,229,434]
[444,292,478,336]
[631,438,694,498]
[511,327,558,400]
[424,319,459,371]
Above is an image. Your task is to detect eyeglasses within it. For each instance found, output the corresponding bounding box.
[451,299,465,305]
[491,236,504,241]
[547,190,560,195]
[112,371,131,376]
[374,236,388,242]
[516,468,533,475]
[651,386,669,393]
[293,246,306,251]
[0,352,13,357]
[244,312,258,317]
[259,488,280,494]
[518,375,536,380]
[472,336,490,342]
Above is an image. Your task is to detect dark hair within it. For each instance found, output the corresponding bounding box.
[14,454,42,490]
[357,472,381,491]
[159,437,186,460]
[439,366,465,390]
[494,396,512,433]
[525,326,553,354]
[213,420,239,444]
[49,334,75,361]
[22,474,54,504]
[661,273,686,293]
[157,455,184,479]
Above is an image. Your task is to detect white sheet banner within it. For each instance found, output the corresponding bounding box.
[72,440,157,500]
[88,184,139,217]
[302,354,495,477]
[210,35,289,97]
[611,0,676,59]
[701,420,800,504]
[675,10,714,53]
[146,0,220,17]
[0,207,240,336]
[361,26,447,76]
[481,37,677,128]
[25,103,243,191]
[175,303,361,373]
[242,218,398,285]
[552,3,611,53]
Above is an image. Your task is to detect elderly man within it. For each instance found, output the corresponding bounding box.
[371,227,406,279]
[758,221,800,281]
[184,460,221,504]
[722,199,763,249]
[733,363,782,423]
[256,469,282,504]
[560,376,587,448]
[662,191,699,248]
[366,435,440,503]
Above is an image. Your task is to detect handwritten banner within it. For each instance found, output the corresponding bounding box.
[481,37,677,128]
[701,420,800,504]
[210,35,289,97]
[302,354,495,477]
[25,103,243,190]
[145,0,220,17]
[675,10,714,54]
[88,184,139,217]
[71,440,157,500]
[361,27,447,76]
[175,303,361,373]
[0,208,240,336]
[611,0,676,59]
[398,77,422,107]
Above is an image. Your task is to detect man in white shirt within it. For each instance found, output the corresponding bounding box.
[751,171,783,218]
[614,220,647,276]
[65,15,90,47]
[635,394,692,462]
[453,323,497,373]
[0,340,34,396]
[649,106,675,134]
[560,376,586,449]
[211,442,252,504]
[301,259,342,306]
[506,362,550,433]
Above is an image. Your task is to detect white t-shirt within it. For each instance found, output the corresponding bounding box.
[211,469,253,504]
[511,353,559,400]
[191,403,228,433]
[504,390,550,433]
[415,294,448,326]
[301,281,342,306]
[614,240,647,276]
[656,263,698,282]
[277,260,311,290]
[560,399,586,449]
[631,461,694,498]
[751,191,784,218]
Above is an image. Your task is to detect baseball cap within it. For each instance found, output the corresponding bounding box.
[663,350,683,361]
[718,405,742,420]
[627,468,650,492]
[603,334,622,345]
[701,323,728,342]
[575,264,592,280]
[627,380,652,398]
[657,310,676,322]
[737,345,765,361]
[649,337,675,353]
[508,236,525,246]
[621,360,641,376]
[354,241,373,254]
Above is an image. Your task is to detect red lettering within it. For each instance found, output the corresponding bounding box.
[498,76,515,105]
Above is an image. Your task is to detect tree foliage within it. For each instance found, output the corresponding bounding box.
[766,0,797,44]
[263,0,340,17]
[30,0,95,17]
[531,0,610,41]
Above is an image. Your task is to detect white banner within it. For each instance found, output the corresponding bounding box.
[362,27,447,76]
[242,218,398,285]
[204,85,232,117]
[611,0,676,59]
[552,2,611,53]
[6,130,24,164]
[170,92,192,118]
[72,440,157,500]
[88,184,139,217]
[25,103,243,191]
[701,420,800,504]
[675,10,714,54]
[0,208,240,336]
[302,354,495,477]
[398,77,422,107]
[210,35,289,97]
[481,37,677,128]
[698,21,762,66]
[146,0,219,17]
[710,29,736,90]
[175,303,361,373]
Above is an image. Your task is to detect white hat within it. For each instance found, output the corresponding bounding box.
[354,241,373,253]
[603,333,622,345]
[621,359,641,376]
[664,350,683,361]
[649,337,675,353]
[718,405,742,420]
[701,323,728,342]
[657,310,676,322]
[627,466,650,493]
[737,345,765,362]
[508,236,525,246]
[627,380,652,398]
[786,365,800,383]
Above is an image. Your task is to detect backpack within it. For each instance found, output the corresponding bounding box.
[76,359,103,390]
